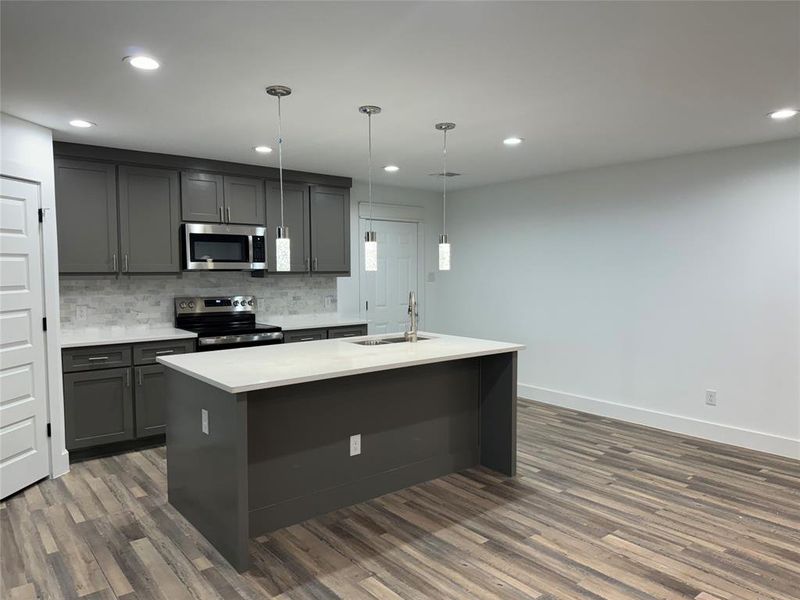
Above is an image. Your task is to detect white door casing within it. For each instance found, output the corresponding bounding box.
[359,219,419,335]
[0,177,50,498]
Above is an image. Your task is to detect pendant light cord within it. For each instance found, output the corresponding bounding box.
[442,128,448,235]
[368,112,374,229]
[277,95,285,228]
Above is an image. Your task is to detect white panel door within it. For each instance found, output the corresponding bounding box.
[360,219,418,334]
[0,177,49,498]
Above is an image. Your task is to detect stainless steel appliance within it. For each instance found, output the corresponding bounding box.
[175,295,282,351]
[182,223,266,271]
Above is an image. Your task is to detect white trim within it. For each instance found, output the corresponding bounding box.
[519,383,800,460]
[358,201,426,222]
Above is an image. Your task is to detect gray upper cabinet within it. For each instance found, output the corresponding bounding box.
[55,159,118,273]
[181,172,224,222]
[224,176,265,225]
[310,185,350,273]
[119,166,181,273]
[266,182,310,271]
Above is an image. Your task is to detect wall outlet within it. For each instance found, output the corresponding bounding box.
[76,305,88,322]
[705,390,717,406]
[324,295,336,309]
[201,409,209,434]
[349,434,361,456]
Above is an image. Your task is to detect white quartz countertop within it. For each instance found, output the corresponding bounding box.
[158,332,524,394]
[262,313,367,331]
[60,326,197,348]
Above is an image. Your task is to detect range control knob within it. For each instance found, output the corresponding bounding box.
[233,300,239,306]
[187,301,195,309]
[248,300,254,306]
[179,301,187,309]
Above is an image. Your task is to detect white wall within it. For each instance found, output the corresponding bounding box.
[1,113,69,475]
[337,181,442,328]
[436,138,800,458]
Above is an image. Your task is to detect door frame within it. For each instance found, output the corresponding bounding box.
[357,202,427,331]
[1,115,69,481]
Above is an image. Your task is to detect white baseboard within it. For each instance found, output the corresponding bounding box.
[519,383,800,460]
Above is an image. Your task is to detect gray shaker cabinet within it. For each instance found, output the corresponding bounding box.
[119,166,181,273]
[54,159,118,273]
[223,176,265,225]
[310,185,350,273]
[63,367,134,450]
[265,182,310,272]
[181,172,224,223]
[134,365,167,437]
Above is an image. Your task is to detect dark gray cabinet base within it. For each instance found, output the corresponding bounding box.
[165,352,517,572]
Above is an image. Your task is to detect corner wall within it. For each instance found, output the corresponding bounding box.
[436,138,800,458]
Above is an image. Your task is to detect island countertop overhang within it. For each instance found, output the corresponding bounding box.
[157,332,524,394]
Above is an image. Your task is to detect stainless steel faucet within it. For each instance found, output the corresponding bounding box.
[405,291,418,342]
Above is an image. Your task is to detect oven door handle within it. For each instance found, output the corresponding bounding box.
[198,332,284,346]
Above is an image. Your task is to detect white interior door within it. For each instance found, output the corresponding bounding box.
[0,177,50,498]
[360,219,419,334]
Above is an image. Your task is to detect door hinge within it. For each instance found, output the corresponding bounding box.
[42,317,47,331]
[46,423,52,437]
[365,300,369,311]
[38,208,45,223]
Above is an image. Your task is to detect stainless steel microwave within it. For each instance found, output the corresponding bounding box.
[182,223,266,271]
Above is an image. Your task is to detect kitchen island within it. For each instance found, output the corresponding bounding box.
[158,332,523,571]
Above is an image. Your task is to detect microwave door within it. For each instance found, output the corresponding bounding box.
[183,223,263,270]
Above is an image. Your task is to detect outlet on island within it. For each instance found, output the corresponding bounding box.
[349,433,361,456]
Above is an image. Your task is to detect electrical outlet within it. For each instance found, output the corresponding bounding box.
[201,409,209,434]
[76,305,88,322]
[324,295,336,309]
[705,390,717,406]
[349,434,361,456]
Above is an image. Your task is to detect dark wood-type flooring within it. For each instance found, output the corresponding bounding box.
[3,399,799,599]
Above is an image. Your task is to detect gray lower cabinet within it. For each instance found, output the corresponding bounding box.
[284,324,367,343]
[266,182,310,271]
[55,159,118,273]
[63,367,134,450]
[134,365,167,437]
[119,166,181,272]
[62,339,194,452]
[224,176,265,225]
[181,172,224,223]
[310,185,350,273]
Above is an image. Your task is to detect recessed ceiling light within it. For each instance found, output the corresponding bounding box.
[384,165,399,173]
[253,145,273,154]
[768,108,798,120]
[503,136,523,146]
[69,119,95,128]
[124,55,160,71]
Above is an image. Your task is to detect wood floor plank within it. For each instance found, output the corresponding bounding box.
[3,398,798,599]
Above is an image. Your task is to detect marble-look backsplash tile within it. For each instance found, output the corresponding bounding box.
[59,272,337,329]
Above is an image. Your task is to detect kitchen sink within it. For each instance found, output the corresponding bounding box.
[351,335,431,346]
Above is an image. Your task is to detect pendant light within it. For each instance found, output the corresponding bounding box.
[359,105,381,272]
[435,122,455,270]
[267,85,292,271]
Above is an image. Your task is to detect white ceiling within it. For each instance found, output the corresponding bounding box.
[2,1,798,191]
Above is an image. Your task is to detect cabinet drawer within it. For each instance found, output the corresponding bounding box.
[328,325,368,339]
[133,339,195,365]
[283,328,327,343]
[62,345,132,373]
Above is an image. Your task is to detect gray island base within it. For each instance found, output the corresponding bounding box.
[161,336,519,572]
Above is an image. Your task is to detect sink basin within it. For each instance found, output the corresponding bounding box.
[351,335,431,346]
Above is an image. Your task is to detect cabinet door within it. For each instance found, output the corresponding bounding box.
[310,185,350,273]
[63,367,134,450]
[54,159,118,273]
[266,182,310,271]
[283,328,327,343]
[134,365,167,437]
[181,172,223,223]
[224,176,265,225]
[328,325,368,339]
[119,166,181,273]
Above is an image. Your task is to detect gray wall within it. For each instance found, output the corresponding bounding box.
[60,272,337,329]
[436,138,800,458]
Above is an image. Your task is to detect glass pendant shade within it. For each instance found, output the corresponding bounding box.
[438,234,451,271]
[276,226,291,272]
[364,231,377,272]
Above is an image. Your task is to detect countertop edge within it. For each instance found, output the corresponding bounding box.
[60,329,198,348]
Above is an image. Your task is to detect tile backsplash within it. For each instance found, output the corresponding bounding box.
[59,272,337,329]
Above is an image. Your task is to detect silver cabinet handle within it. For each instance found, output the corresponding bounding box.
[304,257,309,271]
[312,257,318,271]
[155,349,174,355]
[88,356,109,361]
[137,368,143,385]
[112,253,117,271]
[299,337,315,341]
[125,369,131,387]
[219,206,224,223]
[123,254,129,272]
[226,206,231,223]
